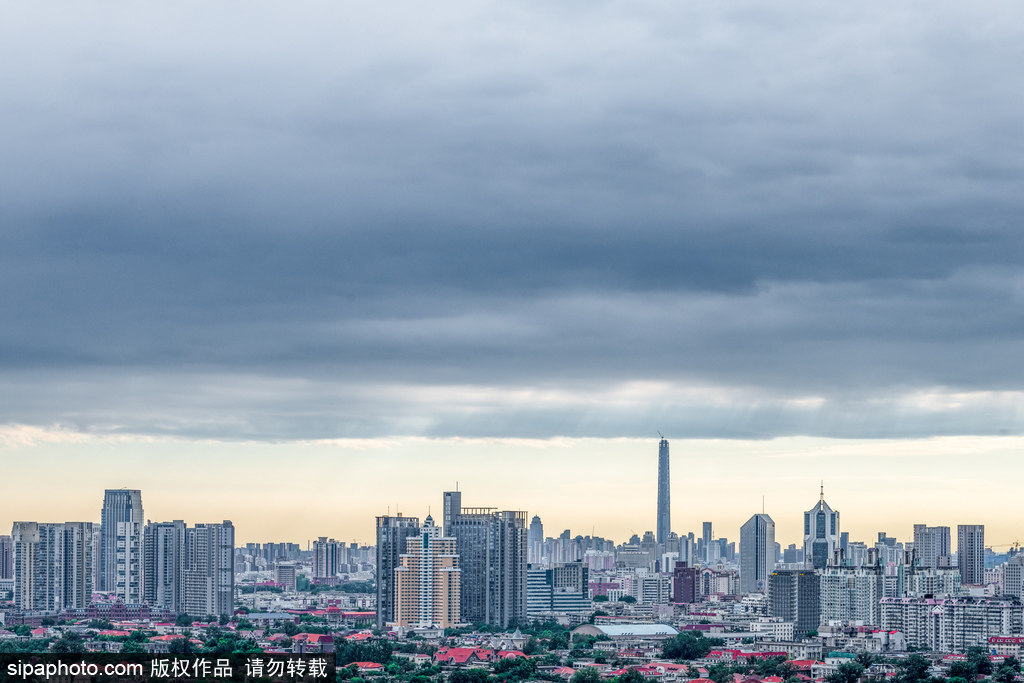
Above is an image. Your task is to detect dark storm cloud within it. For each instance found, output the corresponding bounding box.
[1,0,1024,438]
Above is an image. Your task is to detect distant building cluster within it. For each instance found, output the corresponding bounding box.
[5,489,234,618]
[1,438,1022,660]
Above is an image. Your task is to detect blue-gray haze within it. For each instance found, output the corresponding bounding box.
[1,1,1023,440]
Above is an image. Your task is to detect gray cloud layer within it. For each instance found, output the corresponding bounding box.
[2,1,1024,439]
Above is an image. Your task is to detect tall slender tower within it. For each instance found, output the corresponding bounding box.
[802,484,839,570]
[100,489,144,600]
[657,438,670,545]
[957,525,985,585]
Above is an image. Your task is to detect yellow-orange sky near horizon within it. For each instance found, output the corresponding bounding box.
[1,430,1020,549]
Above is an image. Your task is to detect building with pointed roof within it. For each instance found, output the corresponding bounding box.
[803,484,839,570]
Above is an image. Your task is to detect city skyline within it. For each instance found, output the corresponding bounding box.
[2,434,1019,547]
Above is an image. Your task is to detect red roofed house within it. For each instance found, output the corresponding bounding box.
[434,647,495,667]
[292,633,335,653]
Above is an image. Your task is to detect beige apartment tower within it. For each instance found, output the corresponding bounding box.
[393,515,461,629]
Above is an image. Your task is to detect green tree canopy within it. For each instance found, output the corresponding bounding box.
[825,661,864,683]
[662,631,716,661]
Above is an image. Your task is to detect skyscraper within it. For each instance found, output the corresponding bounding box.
[958,524,985,586]
[100,489,143,598]
[143,519,235,616]
[913,525,952,568]
[393,515,461,628]
[376,514,421,628]
[11,521,93,611]
[657,438,670,545]
[803,485,839,570]
[143,520,186,613]
[183,522,235,617]
[702,522,712,562]
[443,492,528,628]
[0,535,12,580]
[528,515,544,564]
[442,491,462,535]
[767,569,820,639]
[740,513,775,593]
[313,537,345,579]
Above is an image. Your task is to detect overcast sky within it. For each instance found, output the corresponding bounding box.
[3,0,1024,441]
[2,1,1024,540]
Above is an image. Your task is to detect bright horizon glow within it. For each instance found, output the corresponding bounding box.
[2,430,1020,550]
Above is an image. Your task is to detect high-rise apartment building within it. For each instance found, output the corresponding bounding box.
[958,525,985,586]
[740,513,775,593]
[702,522,713,563]
[183,522,235,617]
[657,438,670,545]
[913,525,952,569]
[820,565,884,626]
[142,520,234,616]
[143,520,186,613]
[312,537,345,579]
[1004,556,1024,599]
[443,492,527,628]
[376,514,421,628]
[393,516,461,628]
[11,521,93,611]
[0,535,12,580]
[881,596,1022,652]
[803,486,839,570]
[767,569,820,639]
[672,561,698,604]
[100,489,143,598]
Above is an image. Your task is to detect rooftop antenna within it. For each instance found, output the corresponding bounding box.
[820,481,824,503]
[657,430,664,439]
[762,496,765,514]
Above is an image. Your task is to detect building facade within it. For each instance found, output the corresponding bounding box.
[767,569,820,639]
[958,525,985,586]
[444,493,528,627]
[881,597,1022,652]
[393,516,461,628]
[526,561,589,617]
[143,520,234,616]
[740,513,775,593]
[0,535,12,580]
[803,487,839,570]
[11,521,93,611]
[819,565,884,626]
[376,514,421,628]
[913,525,952,569]
[312,537,345,580]
[99,489,144,598]
[657,438,670,546]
